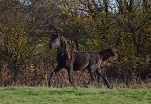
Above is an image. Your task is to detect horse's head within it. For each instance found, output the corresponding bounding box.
[50,33,72,59]
[49,32,60,50]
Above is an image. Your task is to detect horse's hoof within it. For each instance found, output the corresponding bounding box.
[108,86,113,89]
[84,85,89,88]
[48,85,53,88]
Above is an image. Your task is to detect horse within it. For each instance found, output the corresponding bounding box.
[48,33,116,88]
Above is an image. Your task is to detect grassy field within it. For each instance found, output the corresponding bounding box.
[0,87,151,104]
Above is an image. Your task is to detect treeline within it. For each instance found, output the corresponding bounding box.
[0,0,151,87]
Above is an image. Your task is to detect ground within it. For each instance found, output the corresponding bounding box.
[0,87,151,104]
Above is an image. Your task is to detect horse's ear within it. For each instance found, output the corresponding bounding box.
[52,31,59,38]
[65,48,71,59]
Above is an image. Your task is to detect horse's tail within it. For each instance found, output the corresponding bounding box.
[98,49,116,62]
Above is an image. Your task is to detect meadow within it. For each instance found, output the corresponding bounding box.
[0,87,151,104]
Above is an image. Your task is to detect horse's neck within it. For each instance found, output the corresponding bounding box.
[57,37,76,57]
[57,48,60,55]
[57,42,65,57]
[57,47,62,56]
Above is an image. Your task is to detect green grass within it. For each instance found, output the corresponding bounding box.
[0,87,151,104]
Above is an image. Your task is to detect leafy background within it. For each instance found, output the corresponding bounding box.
[0,0,151,87]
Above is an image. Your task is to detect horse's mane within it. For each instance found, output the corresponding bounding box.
[60,36,76,59]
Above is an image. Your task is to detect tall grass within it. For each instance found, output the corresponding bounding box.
[0,63,151,88]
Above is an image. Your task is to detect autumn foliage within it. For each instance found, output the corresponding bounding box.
[0,0,151,87]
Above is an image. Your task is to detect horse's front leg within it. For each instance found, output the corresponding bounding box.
[66,66,75,87]
[48,66,61,87]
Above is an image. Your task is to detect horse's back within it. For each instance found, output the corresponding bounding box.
[73,51,101,70]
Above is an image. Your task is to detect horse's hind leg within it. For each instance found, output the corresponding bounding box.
[96,68,111,89]
[85,68,95,87]
[48,66,61,87]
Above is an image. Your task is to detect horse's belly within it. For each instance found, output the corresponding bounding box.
[73,60,89,70]
[73,52,91,70]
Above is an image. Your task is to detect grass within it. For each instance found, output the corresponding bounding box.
[0,87,151,104]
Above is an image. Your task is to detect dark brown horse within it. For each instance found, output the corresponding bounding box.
[48,33,116,88]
